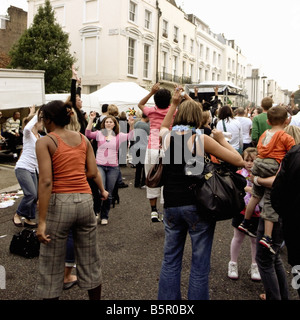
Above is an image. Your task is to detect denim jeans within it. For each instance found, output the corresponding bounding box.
[158,205,216,300]
[65,230,75,266]
[15,167,38,220]
[97,165,120,220]
[256,217,289,300]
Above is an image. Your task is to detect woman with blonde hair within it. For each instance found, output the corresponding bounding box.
[158,89,244,300]
[107,104,119,118]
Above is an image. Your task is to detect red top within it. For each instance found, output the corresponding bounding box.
[49,132,92,194]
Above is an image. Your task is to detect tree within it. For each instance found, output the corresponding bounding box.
[9,0,75,93]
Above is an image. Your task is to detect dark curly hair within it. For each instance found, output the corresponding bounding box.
[154,89,171,109]
[41,100,72,127]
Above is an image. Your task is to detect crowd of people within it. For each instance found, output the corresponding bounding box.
[3,72,300,300]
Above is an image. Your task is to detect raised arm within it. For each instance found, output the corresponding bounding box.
[138,82,160,112]
[160,88,181,131]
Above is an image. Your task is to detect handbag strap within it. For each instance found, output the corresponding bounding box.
[192,134,210,163]
[222,120,227,132]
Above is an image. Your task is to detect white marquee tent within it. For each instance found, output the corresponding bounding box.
[45,81,155,115]
[88,81,155,114]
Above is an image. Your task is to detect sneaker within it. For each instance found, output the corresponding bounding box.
[13,153,18,159]
[151,211,160,222]
[101,219,108,225]
[250,263,261,281]
[259,236,275,254]
[228,261,238,279]
[238,221,257,238]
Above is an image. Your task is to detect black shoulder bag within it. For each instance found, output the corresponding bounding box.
[186,135,246,221]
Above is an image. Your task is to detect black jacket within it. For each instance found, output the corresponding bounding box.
[271,144,300,265]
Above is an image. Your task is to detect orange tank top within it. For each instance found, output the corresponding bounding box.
[49,132,92,194]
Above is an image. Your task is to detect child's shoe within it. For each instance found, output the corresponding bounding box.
[238,221,257,238]
[228,261,239,279]
[250,263,261,281]
[259,235,275,254]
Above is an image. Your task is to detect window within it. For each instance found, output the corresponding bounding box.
[144,44,150,78]
[198,67,202,82]
[84,0,99,23]
[183,35,186,50]
[128,38,136,75]
[162,20,168,37]
[162,52,168,75]
[182,61,186,76]
[213,51,216,65]
[205,70,209,81]
[129,1,137,23]
[205,47,210,61]
[145,10,151,29]
[190,39,194,54]
[199,44,203,58]
[173,26,179,43]
[228,58,231,69]
[173,56,178,77]
[189,64,194,79]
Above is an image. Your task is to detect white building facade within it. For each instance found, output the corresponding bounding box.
[245,65,290,106]
[27,0,273,105]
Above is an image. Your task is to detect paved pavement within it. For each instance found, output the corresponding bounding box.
[0,159,298,304]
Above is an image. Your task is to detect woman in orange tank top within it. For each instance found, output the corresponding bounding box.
[35,100,108,300]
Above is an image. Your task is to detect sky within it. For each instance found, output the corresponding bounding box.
[1,0,300,91]
[180,0,300,91]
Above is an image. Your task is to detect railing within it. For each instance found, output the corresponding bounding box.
[158,72,192,84]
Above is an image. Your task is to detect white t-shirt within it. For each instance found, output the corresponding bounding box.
[216,117,243,150]
[290,112,300,127]
[235,116,252,144]
[15,115,39,173]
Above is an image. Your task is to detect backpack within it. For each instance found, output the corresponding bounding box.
[10,228,40,259]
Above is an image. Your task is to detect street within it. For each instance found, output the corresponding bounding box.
[0,163,298,301]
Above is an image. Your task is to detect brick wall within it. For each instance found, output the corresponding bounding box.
[0,6,27,54]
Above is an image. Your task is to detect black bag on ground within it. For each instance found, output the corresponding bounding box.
[10,228,40,259]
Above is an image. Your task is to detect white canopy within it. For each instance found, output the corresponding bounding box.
[45,81,155,115]
[89,81,155,113]
[185,81,243,95]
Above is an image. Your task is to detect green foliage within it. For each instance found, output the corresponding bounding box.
[9,0,75,93]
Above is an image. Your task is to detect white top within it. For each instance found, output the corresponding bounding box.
[235,116,252,144]
[290,112,300,127]
[15,115,39,173]
[216,117,243,150]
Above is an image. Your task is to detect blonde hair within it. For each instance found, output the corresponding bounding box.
[201,110,211,127]
[65,107,81,132]
[108,104,119,117]
[172,100,203,128]
[243,147,258,161]
[284,125,300,145]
